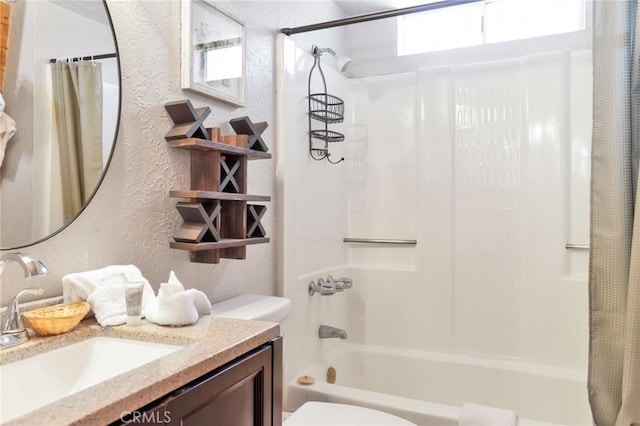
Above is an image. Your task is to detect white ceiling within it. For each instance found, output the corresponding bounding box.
[332,0,440,16]
[53,1,110,26]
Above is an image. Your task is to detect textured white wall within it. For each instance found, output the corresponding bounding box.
[0,0,347,305]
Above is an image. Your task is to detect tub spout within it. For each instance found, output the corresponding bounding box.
[319,325,348,339]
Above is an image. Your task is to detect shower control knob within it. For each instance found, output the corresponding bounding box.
[327,275,353,290]
[308,278,336,296]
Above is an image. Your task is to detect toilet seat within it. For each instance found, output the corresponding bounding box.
[284,402,416,425]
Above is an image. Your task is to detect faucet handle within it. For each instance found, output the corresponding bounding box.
[327,275,353,290]
[308,278,336,296]
[326,275,345,291]
[2,287,45,334]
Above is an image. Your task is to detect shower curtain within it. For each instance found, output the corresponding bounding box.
[589,1,640,425]
[51,61,103,222]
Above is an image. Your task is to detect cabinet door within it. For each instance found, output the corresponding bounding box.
[136,344,272,426]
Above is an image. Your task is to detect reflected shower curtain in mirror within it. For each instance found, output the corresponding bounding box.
[51,61,103,222]
[589,1,640,425]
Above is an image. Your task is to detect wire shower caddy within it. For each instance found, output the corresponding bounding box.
[307,46,345,164]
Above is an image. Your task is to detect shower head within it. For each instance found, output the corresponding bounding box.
[335,56,352,73]
[312,45,352,72]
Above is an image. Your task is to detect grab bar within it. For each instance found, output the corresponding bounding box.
[343,238,417,245]
[565,244,589,250]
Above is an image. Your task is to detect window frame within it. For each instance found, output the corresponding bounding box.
[397,0,591,57]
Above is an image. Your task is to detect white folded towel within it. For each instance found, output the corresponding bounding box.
[87,285,126,327]
[62,265,155,327]
[459,403,518,426]
[145,271,211,327]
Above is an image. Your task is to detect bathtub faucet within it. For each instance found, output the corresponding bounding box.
[319,325,348,340]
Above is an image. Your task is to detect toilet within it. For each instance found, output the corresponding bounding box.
[211,294,293,323]
[211,295,417,426]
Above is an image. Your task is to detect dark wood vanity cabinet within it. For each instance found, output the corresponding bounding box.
[117,337,282,426]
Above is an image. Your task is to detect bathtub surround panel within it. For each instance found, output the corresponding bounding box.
[280,36,590,362]
[282,40,348,277]
[416,66,457,352]
[519,52,589,369]
[567,50,592,279]
[345,73,417,270]
[451,59,524,357]
[278,36,349,404]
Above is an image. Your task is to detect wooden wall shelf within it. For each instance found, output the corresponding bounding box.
[164,100,271,264]
[170,237,270,251]
[169,191,271,202]
[169,138,271,159]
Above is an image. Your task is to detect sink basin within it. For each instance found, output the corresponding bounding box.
[0,336,180,423]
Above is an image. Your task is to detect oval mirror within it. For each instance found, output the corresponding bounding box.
[0,0,120,249]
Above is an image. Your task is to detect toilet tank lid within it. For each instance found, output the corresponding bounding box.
[211,294,292,322]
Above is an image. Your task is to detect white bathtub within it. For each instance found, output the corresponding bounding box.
[287,343,592,426]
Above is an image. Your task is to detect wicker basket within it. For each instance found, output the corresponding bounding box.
[23,302,90,336]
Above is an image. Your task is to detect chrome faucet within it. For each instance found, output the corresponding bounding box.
[327,275,353,291]
[309,276,354,296]
[1,253,47,350]
[308,278,336,296]
[319,325,348,339]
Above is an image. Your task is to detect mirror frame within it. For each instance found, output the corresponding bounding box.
[3,0,122,250]
[180,0,245,106]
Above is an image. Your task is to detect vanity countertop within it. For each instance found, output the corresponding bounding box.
[0,316,280,425]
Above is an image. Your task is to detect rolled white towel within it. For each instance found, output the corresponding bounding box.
[145,284,199,326]
[459,403,517,426]
[187,289,212,316]
[164,270,185,294]
[62,265,155,327]
[145,271,211,327]
[166,270,211,315]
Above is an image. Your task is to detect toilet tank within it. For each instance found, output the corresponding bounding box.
[211,294,292,323]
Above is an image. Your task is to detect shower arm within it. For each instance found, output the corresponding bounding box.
[313,46,336,58]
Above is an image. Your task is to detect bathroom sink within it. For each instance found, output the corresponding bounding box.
[0,336,180,423]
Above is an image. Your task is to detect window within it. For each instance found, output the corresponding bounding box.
[397,0,587,56]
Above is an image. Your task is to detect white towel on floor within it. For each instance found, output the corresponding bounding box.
[145,271,211,327]
[459,403,518,426]
[62,265,155,327]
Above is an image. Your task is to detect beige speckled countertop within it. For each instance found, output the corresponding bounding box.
[0,314,279,425]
